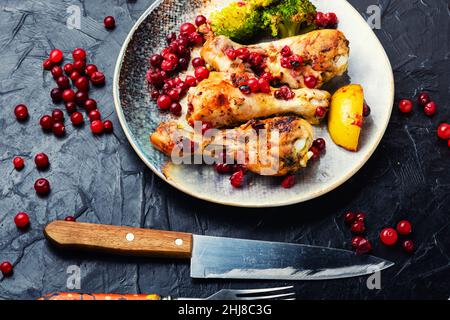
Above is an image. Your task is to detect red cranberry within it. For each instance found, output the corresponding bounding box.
[309,146,320,161]
[239,84,251,95]
[180,22,196,36]
[74,76,89,91]
[214,163,233,174]
[235,48,249,61]
[56,75,70,89]
[73,59,86,72]
[437,123,450,140]
[72,48,86,61]
[75,91,89,106]
[157,94,171,110]
[325,12,338,28]
[65,101,77,113]
[248,52,263,66]
[49,49,63,63]
[161,60,177,72]
[150,90,160,100]
[39,115,53,130]
[315,12,327,27]
[90,71,105,86]
[170,102,182,116]
[103,120,113,133]
[380,228,398,246]
[195,15,207,26]
[150,54,163,68]
[258,78,270,93]
[312,138,326,151]
[354,238,372,255]
[34,178,50,195]
[344,212,356,224]
[14,212,30,228]
[190,32,204,46]
[226,48,237,60]
[363,103,371,117]
[88,109,101,121]
[402,240,415,253]
[62,89,76,102]
[178,57,189,70]
[417,92,430,106]
[289,54,303,69]
[351,236,365,249]
[85,64,98,77]
[351,221,366,234]
[315,107,327,118]
[70,112,84,126]
[43,58,54,70]
[34,153,49,169]
[70,71,81,81]
[14,104,29,121]
[260,72,274,83]
[192,57,205,68]
[194,66,210,81]
[90,120,104,134]
[52,108,64,122]
[398,99,413,113]
[281,56,290,69]
[281,45,292,57]
[185,75,197,87]
[167,88,180,102]
[104,16,116,29]
[166,32,176,44]
[84,99,97,112]
[51,65,63,79]
[424,101,436,116]
[64,63,74,74]
[281,175,296,188]
[0,261,13,276]
[50,88,63,103]
[13,157,25,170]
[356,212,366,222]
[396,220,412,235]
[304,75,317,88]
[65,216,76,222]
[247,78,260,93]
[230,170,245,188]
[52,122,65,136]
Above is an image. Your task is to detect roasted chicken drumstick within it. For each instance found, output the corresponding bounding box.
[200,29,349,89]
[187,72,330,127]
[150,116,314,176]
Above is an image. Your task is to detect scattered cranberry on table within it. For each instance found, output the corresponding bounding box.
[396,220,412,235]
[62,89,76,103]
[72,48,86,61]
[52,108,64,122]
[14,212,30,228]
[65,101,77,113]
[104,16,116,29]
[423,101,436,116]
[344,212,356,224]
[398,99,413,113]
[64,63,74,74]
[52,122,66,136]
[355,212,366,222]
[88,109,101,121]
[73,59,86,72]
[65,216,76,222]
[103,120,114,133]
[39,115,53,130]
[90,71,105,86]
[74,76,90,91]
[354,238,372,255]
[49,48,63,63]
[51,65,63,79]
[417,92,430,106]
[50,88,63,103]
[351,220,366,234]
[157,94,172,110]
[75,90,89,106]
[380,228,398,246]
[56,75,70,89]
[84,99,97,112]
[90,120,104,134]
[85,64,98,77]
[437,123,450,140]
[281,175,296,189]
[34,153,49,169]
[43,58,54,70]
[402,240,415,253]
[14,104,29,121]
[0,261,13,276]
[70,112,84,126]
[13,157,25,170]
[34,178,50,196]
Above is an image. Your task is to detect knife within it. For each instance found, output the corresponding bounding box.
[44,221,394,280]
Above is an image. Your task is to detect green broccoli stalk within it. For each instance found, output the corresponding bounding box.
[262,0,317,38]
[210,2,263,41]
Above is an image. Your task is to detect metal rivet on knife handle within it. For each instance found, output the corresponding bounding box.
[43,221,193,259]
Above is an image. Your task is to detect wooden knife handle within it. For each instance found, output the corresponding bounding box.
[44,221,192,259]
[38,292,162,300]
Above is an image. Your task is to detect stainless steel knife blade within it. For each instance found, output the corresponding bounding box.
[190,235,394,280]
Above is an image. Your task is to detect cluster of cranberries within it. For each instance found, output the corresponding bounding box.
[274,86,296,100]
[280,45,303,70]
[231,72,272,95]
[399,91,449,148]
[226,47,266,74]
[315,12,338,29]
[147,16,209,116]
[309,138,326,161]
[13,153,52,197]
[41,48,113,135]
[213,152,247,188]
[379,220,415,253]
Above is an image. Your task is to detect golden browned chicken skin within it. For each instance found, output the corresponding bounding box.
[200,29,349,89]
[150,116,314,176]
[187,72,330,127]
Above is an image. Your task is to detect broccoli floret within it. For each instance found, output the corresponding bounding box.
[262,0,317,38]
[210,2,262,41]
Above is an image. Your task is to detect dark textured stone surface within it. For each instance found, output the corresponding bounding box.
[0,0,448,300]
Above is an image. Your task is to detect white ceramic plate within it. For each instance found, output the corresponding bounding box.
[113,0,394,207]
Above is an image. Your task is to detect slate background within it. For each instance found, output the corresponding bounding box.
[0,0,448,300]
